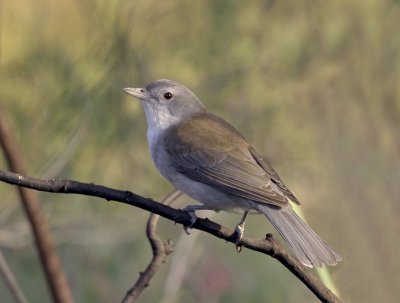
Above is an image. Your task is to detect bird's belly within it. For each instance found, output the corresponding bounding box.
[149,134,255,211]
[172,172,253,212]
[153,149,253,212]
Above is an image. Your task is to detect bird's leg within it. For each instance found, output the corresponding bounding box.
[182,204,214,235]
[234,210,249,245]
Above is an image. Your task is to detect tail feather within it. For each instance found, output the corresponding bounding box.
[258,205,342,268]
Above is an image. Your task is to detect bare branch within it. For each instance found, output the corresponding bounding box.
[0,170,341,303]
[0,108,74,303]
[121,189,182,303]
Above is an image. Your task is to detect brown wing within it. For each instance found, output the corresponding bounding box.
[163,113,289,207]
[248,146,300,204]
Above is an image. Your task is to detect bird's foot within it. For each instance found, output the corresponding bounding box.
[234,222,245,244]
[182,206,198,235]
[233,211,249,252]
[234,223,245,252]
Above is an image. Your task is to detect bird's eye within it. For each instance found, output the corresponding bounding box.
[163,92,173,100]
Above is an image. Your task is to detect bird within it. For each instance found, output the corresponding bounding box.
[123,79,342,268]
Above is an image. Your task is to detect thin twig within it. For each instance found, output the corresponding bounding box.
[121,189,182,303]
[0,171,341,303]
[0,108,74,303]
[0,250,29,303]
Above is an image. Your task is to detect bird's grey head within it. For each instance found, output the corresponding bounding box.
[123,79,205,131]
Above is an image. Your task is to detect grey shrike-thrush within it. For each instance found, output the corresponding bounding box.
[123,79,341,268]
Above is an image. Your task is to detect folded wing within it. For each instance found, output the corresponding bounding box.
[163,113,292,207]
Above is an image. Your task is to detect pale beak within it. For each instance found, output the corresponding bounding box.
[123,87,149,99]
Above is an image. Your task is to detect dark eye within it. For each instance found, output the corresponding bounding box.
[163,92,173,100]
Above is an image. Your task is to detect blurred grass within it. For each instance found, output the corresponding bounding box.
[0,0,400,302]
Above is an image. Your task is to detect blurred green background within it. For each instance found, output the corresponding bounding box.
[1,0,399,302]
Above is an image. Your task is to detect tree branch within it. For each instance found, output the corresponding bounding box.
[0,170,341,303]
[0,108,73,303]
[121,189,182,303]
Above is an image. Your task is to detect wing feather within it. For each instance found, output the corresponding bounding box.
[248,146,300,204]
[163,113,291,207]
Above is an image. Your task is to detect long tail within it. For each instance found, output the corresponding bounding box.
[258,205,342,268]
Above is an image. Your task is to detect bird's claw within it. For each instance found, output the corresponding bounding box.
[233,210,248,252]
[234,223,245,243]
[234,222,245,252]
[184,226,192,235]
[182,207,198,235]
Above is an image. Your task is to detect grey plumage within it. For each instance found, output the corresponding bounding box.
[162,113,289,207]
[123,79,342,268]
[258,205,341,267]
